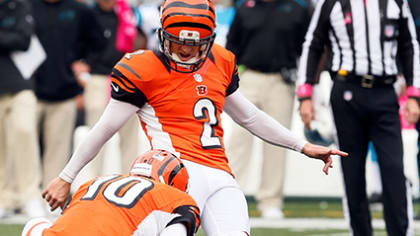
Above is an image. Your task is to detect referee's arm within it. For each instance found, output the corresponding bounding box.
[296,0,334,128]
[297,0,333,86]
[398,0,420,88]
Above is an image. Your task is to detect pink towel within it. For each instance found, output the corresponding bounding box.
[399,95,415,130]
[115,0,137,53]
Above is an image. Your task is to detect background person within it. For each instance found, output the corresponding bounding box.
[0,0,45,218]
[225,0,311,218]
[135,0,161,50]
[297,0,420,234]
[74,0,140,184]
[42,0,348,235]
[407,0,420,220]
[31,0,106,191]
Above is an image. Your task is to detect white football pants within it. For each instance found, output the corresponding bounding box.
[183,160,250,236]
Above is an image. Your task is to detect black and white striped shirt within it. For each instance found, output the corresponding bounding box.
[297,0,420,87]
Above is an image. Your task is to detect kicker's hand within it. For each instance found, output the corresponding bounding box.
[42,177,71,211]
[302,143,348,175]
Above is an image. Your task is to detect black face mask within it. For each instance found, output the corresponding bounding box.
[158,28,216,73]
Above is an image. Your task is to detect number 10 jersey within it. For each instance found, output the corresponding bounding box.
[44,175,200,236]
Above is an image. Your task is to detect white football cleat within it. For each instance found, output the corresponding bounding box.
[23,199,46,218]
[261,207,284,219]
[21,217,51,236]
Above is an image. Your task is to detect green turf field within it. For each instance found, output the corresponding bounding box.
[0,224,22,236]
[3,199,419,236]
[0,224,391,236]
[196,228,388,236]
[248,198,385,219]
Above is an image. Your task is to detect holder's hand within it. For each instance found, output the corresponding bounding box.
[42,177,71,211]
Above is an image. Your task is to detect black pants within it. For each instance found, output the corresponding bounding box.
[416,120,420,185]
[330,80,412,236]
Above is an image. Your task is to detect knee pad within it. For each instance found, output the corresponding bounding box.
[21,217,52,236]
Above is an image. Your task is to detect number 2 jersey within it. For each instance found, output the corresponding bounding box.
[42,175,200,236]
[111,44,239,175]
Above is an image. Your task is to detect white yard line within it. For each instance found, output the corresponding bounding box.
[3,215,420,233]
[250,217,420,230]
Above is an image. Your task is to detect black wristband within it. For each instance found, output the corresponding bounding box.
[298,97,311,102]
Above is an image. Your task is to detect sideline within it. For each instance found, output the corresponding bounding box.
[250,217,420,230]
[4,214,420,231]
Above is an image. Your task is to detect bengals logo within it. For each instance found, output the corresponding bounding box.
[196,85,208,96]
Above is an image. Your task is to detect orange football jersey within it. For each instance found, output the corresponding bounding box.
[43,175,200,236]
[111,44,239,175]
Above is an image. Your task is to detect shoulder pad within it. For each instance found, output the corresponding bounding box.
[116,50,160,82]
[123,49,149,60]
[210,44,236,64]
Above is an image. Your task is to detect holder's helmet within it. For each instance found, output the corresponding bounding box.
[159,0,216,72]
[130,149,189,192]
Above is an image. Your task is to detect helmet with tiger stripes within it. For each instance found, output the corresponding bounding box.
[129,149,190,192]
[158,0,216,72]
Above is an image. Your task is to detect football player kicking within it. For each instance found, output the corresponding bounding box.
[42,0,348,235]
[22,150,200,236]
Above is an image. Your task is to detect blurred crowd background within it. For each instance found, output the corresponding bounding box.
[2,0,420,226]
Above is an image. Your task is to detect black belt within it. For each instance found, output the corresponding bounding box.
[333,73,396,88]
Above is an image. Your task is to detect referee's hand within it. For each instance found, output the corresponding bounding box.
[299,99,315,129]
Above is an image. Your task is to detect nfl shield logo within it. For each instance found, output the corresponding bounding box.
[344,12,352,25]
[194,74,203,82]
[384,25,395,38]
[344,91,353,101]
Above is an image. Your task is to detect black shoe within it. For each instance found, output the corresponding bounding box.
[13,207,22,214]
[368,193,382,204]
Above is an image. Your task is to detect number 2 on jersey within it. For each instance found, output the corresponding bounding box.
[193,98,222,149]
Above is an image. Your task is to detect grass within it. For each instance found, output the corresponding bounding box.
[0,225,390,236]
[248,197,386,219]
[196,228,388,236]
[5,198,419,236]
[0,224,23,235]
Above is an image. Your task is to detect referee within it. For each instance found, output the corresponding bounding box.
[297,0,420,235]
